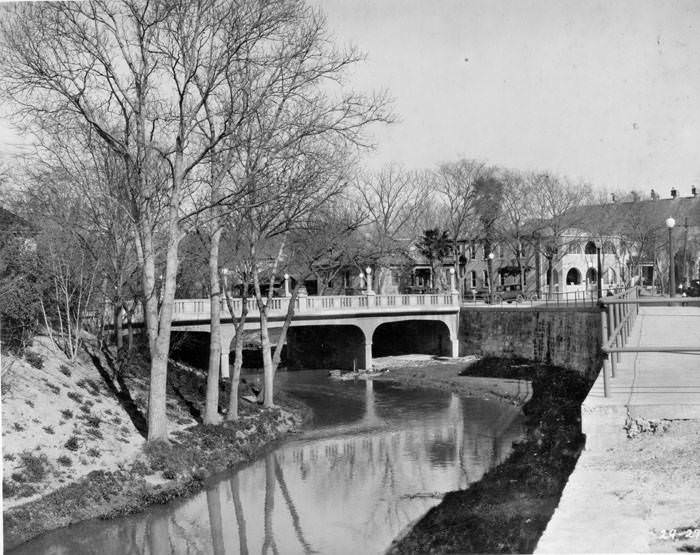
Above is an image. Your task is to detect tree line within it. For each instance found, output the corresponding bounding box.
[0,0,686,442]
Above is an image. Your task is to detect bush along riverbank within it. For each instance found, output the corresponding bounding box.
[2,336,304,550]
[389,357,593,554]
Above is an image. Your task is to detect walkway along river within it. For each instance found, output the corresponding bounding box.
[9,370,525,554]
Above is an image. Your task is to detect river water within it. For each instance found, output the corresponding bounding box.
[11,370,525,555]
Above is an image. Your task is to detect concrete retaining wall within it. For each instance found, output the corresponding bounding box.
[459,307,603,378]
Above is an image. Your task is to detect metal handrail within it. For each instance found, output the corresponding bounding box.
[598,286,700,397]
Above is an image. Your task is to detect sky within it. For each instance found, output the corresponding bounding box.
[314,0,700,195]
[2,0,700,196]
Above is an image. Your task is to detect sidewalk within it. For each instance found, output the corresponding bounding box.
[535,306,700,553]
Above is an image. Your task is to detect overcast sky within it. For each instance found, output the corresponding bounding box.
[2,0,700,196]
[316,0,700,195]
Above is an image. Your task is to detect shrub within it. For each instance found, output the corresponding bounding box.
[3,453,15,461]
[60,409,73,419]
[10,472,25,482]
[13,422,24,432]
[24,351,44,369]
[162,469,176,480]
[18,451,49,482]
[3,478,37,499]
[24,399,34,408]
[85,427,103,440]
[56,455,72,467]
[82,414,101,428]
[87,448,101,458]
[66,391,83,404]
[58,364,72,377]
[43,426,55,435]
[79,404,91,414]
[65,436,80,451]
[76,378,100,395]
[131,460,149,476]
[44,382,61,395]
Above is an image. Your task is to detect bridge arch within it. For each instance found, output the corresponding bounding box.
[371,319,454,359]
[285,324,367,370]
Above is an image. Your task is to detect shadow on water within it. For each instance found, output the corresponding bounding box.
[10,371,525,555]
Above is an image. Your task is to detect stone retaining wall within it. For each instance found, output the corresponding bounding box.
[459,307,603,378]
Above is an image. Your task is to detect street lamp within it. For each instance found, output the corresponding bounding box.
[666,217,676,297]
[365,266,374,295]
[487,252,495,302]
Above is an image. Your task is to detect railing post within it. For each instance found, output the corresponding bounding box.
[614,303,621,363]
[600,303,609,397]
[607,303,616,377]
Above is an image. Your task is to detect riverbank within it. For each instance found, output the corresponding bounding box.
[388,356,592,554]
[2,336,304,550]
[372,354,533,406]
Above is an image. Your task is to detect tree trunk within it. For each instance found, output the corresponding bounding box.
[204,226,223,425]
[271,284,301,374]
[144,158,183,441]
[113,303,123,350]
[224,277,249,421]
[253,268,274,408]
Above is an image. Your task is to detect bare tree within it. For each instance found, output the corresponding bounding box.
[355,166,429,292]
[1,0,366,439]
[432,159,488,291]
[527,173,593,296]
[496,169,537,291]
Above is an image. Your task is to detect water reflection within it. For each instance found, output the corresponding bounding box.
[11,375,524,555]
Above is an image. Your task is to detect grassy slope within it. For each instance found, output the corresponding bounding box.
[2,336,302,550]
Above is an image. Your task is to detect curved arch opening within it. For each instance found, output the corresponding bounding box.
[566,268,582,285]
[286,325,365,370]
[586,267,598,283]
[584,241,597,254]
[372,319,452,358]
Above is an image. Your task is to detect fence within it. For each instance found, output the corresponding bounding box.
[598,287,700,397]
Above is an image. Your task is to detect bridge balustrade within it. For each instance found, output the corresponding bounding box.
[157,293,460,321]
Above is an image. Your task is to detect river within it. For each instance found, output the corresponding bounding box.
[10,370,525,555]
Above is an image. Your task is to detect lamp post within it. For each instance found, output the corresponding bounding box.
[596,244,603,299]
[487,252,495,303]
[283,273,290,297]
[666,217,676,297]
[365,266,374,295]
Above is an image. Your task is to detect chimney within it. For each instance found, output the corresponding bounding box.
[693,186,697,197]
[671,187,677,199]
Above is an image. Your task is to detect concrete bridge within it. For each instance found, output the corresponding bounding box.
[161,293,460,376]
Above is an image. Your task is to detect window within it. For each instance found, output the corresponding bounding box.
[482,270,488,285]
[498,271,505,286]
[470,241,477,259]
[602,240,616,255]
[584,241,597,255]
[568,241,582,255]
[470,270,477,288]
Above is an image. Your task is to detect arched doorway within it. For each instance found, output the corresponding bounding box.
[586,267,597,283]
[584,241,597,255]
[566,268,581,285]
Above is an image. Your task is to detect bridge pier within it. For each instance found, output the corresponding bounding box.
[220,328,235,379]
[450,337,460,358]
[363,340,373,370]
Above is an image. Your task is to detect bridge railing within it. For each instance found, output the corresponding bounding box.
[598,287,700,397]
[165,292,460,320]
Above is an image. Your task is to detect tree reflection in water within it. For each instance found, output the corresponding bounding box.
[10,379,524,555]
